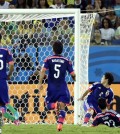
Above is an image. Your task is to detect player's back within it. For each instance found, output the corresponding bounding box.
[93,110,120,127]
[44,55,73,86]
[0,48,13,80]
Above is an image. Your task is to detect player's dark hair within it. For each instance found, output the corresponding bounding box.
[98,98,107,110]
[104,72,114,85]
[53,41,63,55]
[0,34,2,41]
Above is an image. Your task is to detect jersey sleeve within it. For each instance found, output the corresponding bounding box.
[7,50,13,64]
[107,90,114,105]
[67,60,74,74]
[92,116,100,126]
[116,113,120,121]
[88,82,98,91]
[43,58,49,70]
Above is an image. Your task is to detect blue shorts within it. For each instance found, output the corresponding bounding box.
[83,99,101,114]
[45,89,70,104]
[0,80,9,105]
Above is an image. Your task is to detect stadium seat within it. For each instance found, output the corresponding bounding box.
[111,39,120,45]
[114,6,120,17]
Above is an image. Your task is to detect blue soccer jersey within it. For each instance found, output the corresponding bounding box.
[84,82,114,113]
[88,82,114,105]
[0,48,13,105]
[43,55,74,104]
[92,110,120,127]
[0,48,13,80]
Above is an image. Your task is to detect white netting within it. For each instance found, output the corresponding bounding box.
[78,13,96,124]
[0,11,75,124]
[0,10,96,124]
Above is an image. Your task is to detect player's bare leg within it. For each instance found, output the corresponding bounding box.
[57,102,66,131]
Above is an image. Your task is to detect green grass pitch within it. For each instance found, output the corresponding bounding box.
[2,124,120,134]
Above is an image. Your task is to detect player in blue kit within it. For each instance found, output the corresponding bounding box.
[78,72,114,126]
[92,98,120,127]
[39,41,76,131]
[0,34,20,127]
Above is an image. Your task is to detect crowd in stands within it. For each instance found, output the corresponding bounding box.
[0,0,120,45]
[0,0,120,83]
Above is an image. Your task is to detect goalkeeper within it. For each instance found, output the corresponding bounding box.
[78,72,114,126]
[0,34,20,126]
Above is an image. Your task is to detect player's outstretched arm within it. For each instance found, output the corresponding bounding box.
[8,63,14,80]
[38,68,46,90]
[78,90,90,101]
[71,73,76,81]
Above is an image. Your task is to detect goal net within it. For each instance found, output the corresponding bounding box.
[0,9,96,124]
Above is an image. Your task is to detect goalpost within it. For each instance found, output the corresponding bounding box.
[0,9,96,125]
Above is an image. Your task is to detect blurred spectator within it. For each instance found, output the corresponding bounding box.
[17,21,35,38]
[38,0,49,8]
[115,26,120,40]
[94,0,106,15]
[74,0,87,13]
[27,0,33,8]
[0,0,10,8]
[114,6,120,17]
[86,4,94,13]
[9,3,16,8]
[100,18,115,45]
[10,0,17,5]
[47,0,54,6]
[116,0,120,5]
[90,29,102,45]
[26,0,38,8]
[56,19,73,45]
[50,0,65,8]
[98,7,107,24]
[86,4,100,23]
[65,4,74,8]
[115,20,120,39]
[104,0,116,8]
[63,0,67,5]
[16,0,27,8]
[1,28,11,45]
[74,0,81,7]
[86,4,101,41]
[6,0,17,6]
[91,19,100,40]
[106,7,120,29]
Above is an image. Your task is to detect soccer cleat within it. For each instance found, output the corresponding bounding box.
[14,112,20,120]
[13,120,20,126]
[0,128,2,134]
[81,123,89,127]
[57,123,63,131]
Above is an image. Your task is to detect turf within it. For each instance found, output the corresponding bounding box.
[1,124,120,134]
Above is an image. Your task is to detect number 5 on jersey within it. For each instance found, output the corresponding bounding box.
[54,64,61,78]
[0,55,3,70]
